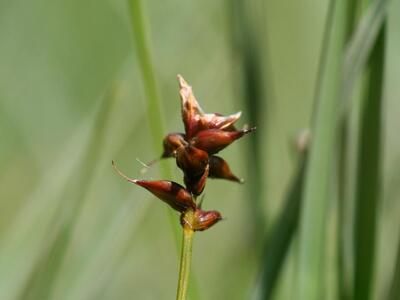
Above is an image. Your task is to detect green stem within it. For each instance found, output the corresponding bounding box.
[127,3,201,299]
[176,227,194,300]
[128,0,166,155]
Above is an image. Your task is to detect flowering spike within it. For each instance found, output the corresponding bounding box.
[180,208,222,231]
[162,132,187,158]
[191,127,256,154]
[112,161,195,212]
[209,155,243,183]
[176,145,209,177]
[178,75,204,139]
[184,164,209,196]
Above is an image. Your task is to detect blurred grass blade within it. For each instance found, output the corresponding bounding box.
[127,0,180,239]
[337,1,359,299]
[54,198,151,300]
[0,107,103,300]
[127,0,165,156]
[340,0,389,114]
[228,0,269,237]
[337,2,389,297]
[353,24,386,300]
[47,103,153,299]
[296,0,348,299]
[388,235,400,300]
[258,158,306,299]
[21,86,120,300]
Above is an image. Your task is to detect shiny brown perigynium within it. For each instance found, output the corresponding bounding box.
[113,75,255,231]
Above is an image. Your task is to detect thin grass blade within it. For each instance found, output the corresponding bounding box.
[353,23,386,300]
[388,234,400,300]
[228,0,270,236]
[340,0,389,115]
[0,104,107,300]
[296,0,348,299]
[258,158,306,299]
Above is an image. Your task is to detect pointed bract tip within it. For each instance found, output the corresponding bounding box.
[112,160,137,184]
[177,74,189,88]
[243,126,257,134]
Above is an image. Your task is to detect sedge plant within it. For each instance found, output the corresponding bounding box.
[113,75,255,300]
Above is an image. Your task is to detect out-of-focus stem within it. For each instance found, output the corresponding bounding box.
[127,0,166,155]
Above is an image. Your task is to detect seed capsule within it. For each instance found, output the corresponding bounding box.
[209,155,243,183]
[112,161,195,212]
[161,132,187,158]
[176,145,209,177]
[184,164,209,196]
[180,208,222,231]
[191,127,256,154]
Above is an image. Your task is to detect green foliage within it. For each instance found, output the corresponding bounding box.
[0,0,398,299]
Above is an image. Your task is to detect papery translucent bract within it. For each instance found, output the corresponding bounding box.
[201,111,241,131]
[178,74,204,139]
[178,75,243,138]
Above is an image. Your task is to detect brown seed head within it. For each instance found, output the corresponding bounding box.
[176,145,209,177]
[112,161,195,212]
[134,180,195,212]
[183,164,209,196]
[209,155,243,183]
[161,132,187,158]
[181,208,222,231]
[191,127,256,154]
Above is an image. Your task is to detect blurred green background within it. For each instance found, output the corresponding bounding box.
[0,0,399,299]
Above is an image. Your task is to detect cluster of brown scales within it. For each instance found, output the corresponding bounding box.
[113,75,255,231]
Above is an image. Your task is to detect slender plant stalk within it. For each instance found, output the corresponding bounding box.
[127,0,177,212]
[127,2,200,299]
[176,227,194,300]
